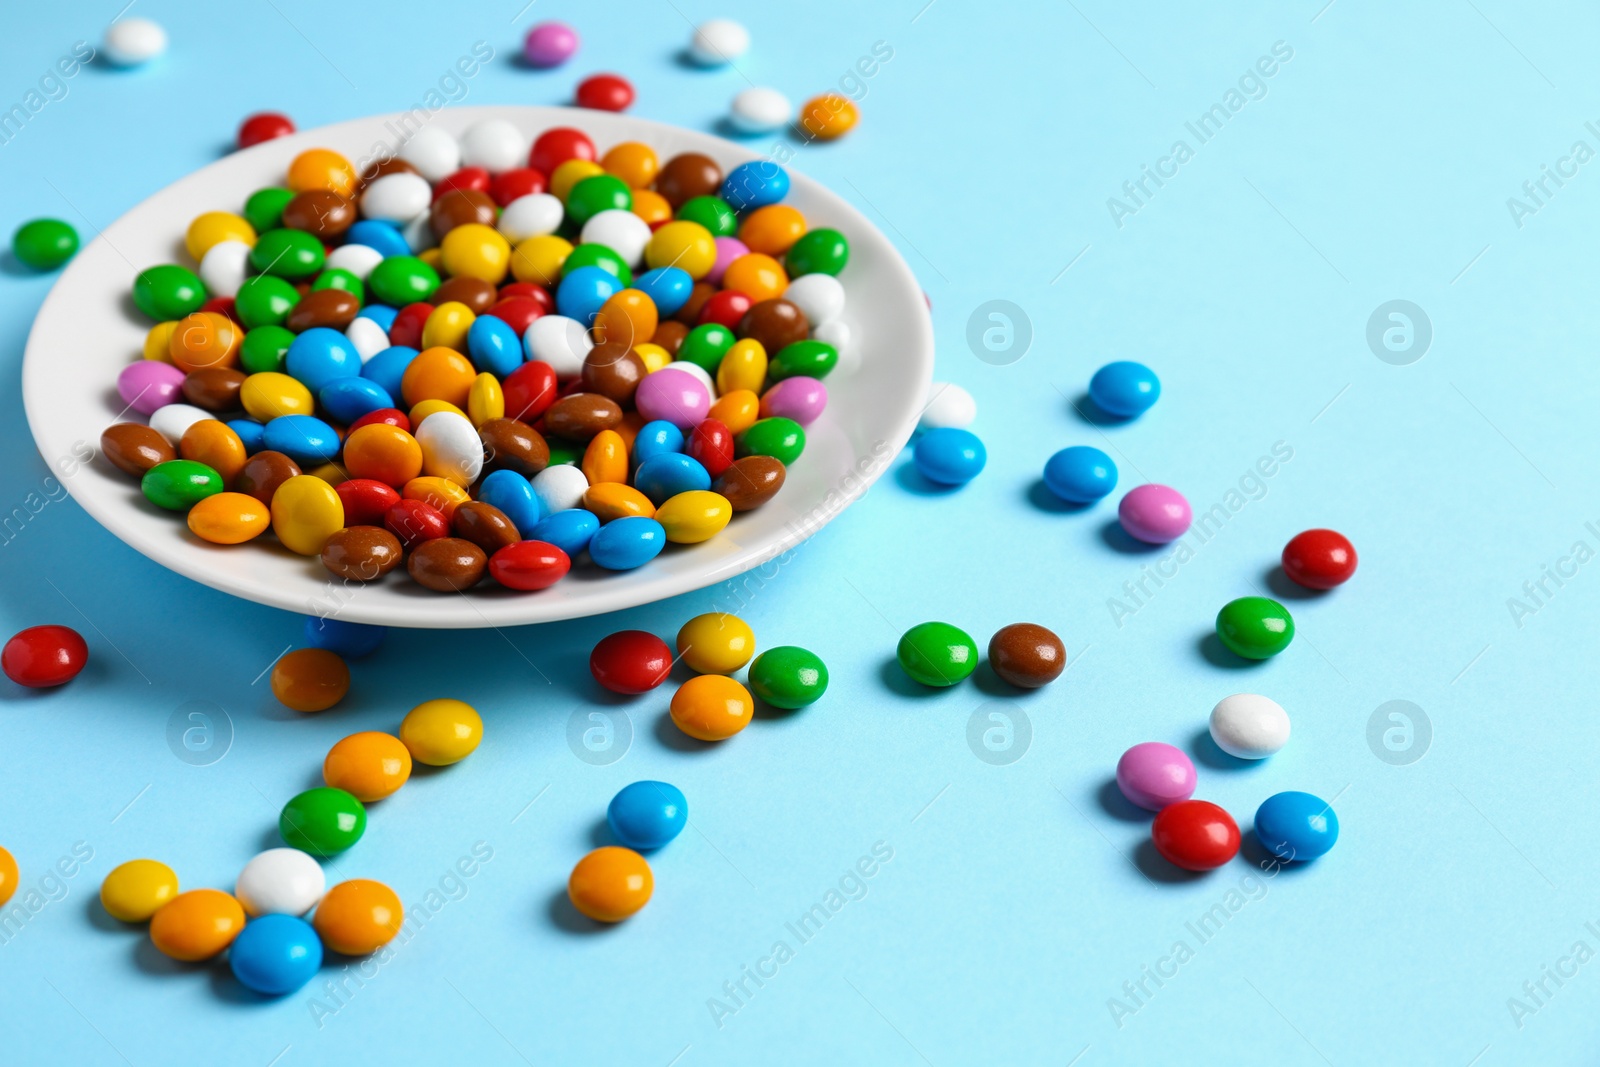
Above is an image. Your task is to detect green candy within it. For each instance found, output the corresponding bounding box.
[897,622,978,687]
[132,264,206,321]
[562,242,632,285]
[12,218,79,270]
[545,438,583,466]
[367,255,439,305]
[240,325,296,373]
[279,787,367,857]
[250,228,325,279]
[785,228,849,277]
[1215,597,1295,660]
[737,417,805,466]
[748,646,829,709]
[312,268,364,304]
[141,460,224,511]
[676,323,735,374]
[768,340,838,381]
[243,187,295,233]
[235,275,301,329]
[565,174,633,226]
[676,196,738,237]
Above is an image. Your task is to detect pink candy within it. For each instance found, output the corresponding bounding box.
[523,22,578,68]
[760,376,827,426]
[117,361,186,415]
[708,237,748,286]
[634,367,709,429]
[1115,742,1197,811]
[1118,483,1191,543]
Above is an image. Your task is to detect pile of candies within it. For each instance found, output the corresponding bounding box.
[98,122,857,592]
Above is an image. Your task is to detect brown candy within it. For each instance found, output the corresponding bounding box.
[451,502,521,554]
[281,190,355,240]
[407,537,487,591]
[233,450,302,504]
[430,189,497,239]
[713,455,785,511]
[580,342,646,404]
[357,156,420,190]
[286,288,360,332]
[478,418,550,477]
[181,368,247,413]
[651,320,689,357]
[987,623,1066,689]
[100,423,175,478]
[738,298,809,353]
[655,153,723,209]
[432,276,498,314]
[542,393,622,441]
[672,281,716,325]
[321,525,403,581]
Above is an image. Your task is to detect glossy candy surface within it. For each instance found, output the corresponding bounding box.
[913,428,985,486]
[150,889,246,961]
[279,788,367,857]
[314,879,405,955]
[235,848,326,917]
[400,698,482,765]
[229,914,323,995]
[670,675,754,740]
[100,859,179,922]
[1115,742,1197,811]
[568,847,653,922]
[1152,800,1240,871]
[676,613,755,674]
[1209,693,1290,759]
[987,623,1066,688]
[13,218,79,270]
[896,622,977,687]
[324,731,413,801]
[3,625,87,688]
[1254,792,1339,861]
[1043,446,1117,504]
[607,781,688,850]
[590,630,673,694]
[747,646,829,709]
[1088,361,1160,418]
[1281,528,1358,589]
[1118,484,1191,544]
[1215,597,1295,659]
[270,648,348,712]
[588,516,665,569]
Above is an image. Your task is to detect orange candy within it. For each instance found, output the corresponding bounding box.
[669,674,755,741]
[567,847,653,923]
[149,889,246,961]
[721,254,788,302]
[288,148,357,197]
[168,312,240,373]
[401,347,477,409]
[324,732,413,802]
[582,430,628,485]
[270,648,350,712]
[738,205,807,256]
[629,188,673,230]
[592,289,658,349]
[343,424,423,487]
[799,94,860,141]
[402,476,470,519]
[179,420,247,483]
[314,879,404,955]
[709,390,760,434]
[600,141,660,188]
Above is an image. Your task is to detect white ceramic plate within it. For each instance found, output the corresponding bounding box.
[22,106,931,628]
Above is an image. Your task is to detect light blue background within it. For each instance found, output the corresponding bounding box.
[1,1,1595,1063]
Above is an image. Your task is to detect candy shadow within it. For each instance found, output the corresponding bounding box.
[133,936,201,977]
[971,661,1049,699]
[1239,829,1315,879]
[588,815,618,850]
[1198,633,1266,670]
[546,886,621,935]
[1264,565,1322,602]
[0,251,43,277]
[877,656,948,699]
[711,117,766,141]
[1096,778,1149,823]
[652,710,716,753]
[1133,839,1208,884]
[1026,479,1094,515]
[893,462,961,497]
[671,48,715,71]
[208,965,276,1005]
[751,697,805,722]
[1099,518,1162,555]
[1067,392,1131,427]
[85,894,137,934]
[1188,725,1261,771]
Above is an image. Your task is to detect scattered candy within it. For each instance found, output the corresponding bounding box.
[918,382,975,432]
[568,846,653,922]
[747,646,828,708]
[590,630,672,693]
[689,19,750,66]
[798,94,859,141]
[237,112,295,150]
[1043,446,1116,505]
[897,621,977,687]
[1215,596,1294,660]
[1208,693,1290,759]
[269,647,349,712]
[100,859,178,922]
[2,625,87,688]
[523,21,579,68]
[670,674,754,740]
[576,73,635,112]
[12,219,79,270]
[1088,360,1160,418]
[1151,800,1239,871]
[400,698,482,765]
[913,427,985,486]
[279,787,367,857]
[729,88,791,134]
[987,623,1065,688]
[1281,528,1357,589]
[229,913,323,995]
[235,848,326,917]
[324,731,413,801]
[0,846,15,908]
[314,879,404,954]
[607,781,688,850]
[149,889,246,961]
[676,612,754,674]
[1117,484,1190,543]
[103,17,167,67]
[1115,742,1197,811]
[1254,791,1339,861]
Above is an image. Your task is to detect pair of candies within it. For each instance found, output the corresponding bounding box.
[566,779,690,923]
[2,625,87,688]
[1150,794,1339,870]
[1208,532,1356,659]
[895,621,1065,689]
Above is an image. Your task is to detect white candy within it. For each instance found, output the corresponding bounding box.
[580,209,651,267]
[1209,693,1290,759]
[346,317,391,362]
[524,315,593,379]
[415,411,484,486]
[729,87,791,134]
[235,848,326,917]
[361,173,432,223]
[104,18,167,66]
[813,318,851,356]
[532,465,589,515]
[324,243,384,281]
[783,274,845,327]
[401,212,438,253]
[498,193,564,243]
[148,405,212,446]
[198,240,250,299]
[689,19,749,65]
[663,360,714,397]
[919,382,975,431]
[458,119,527,174]
[398,126,460,182]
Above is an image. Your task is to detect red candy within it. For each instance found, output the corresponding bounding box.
[1151,800,1240,871]
[489,168,548,207]
[384,499,448,551]
[3,625,88,688]
[529,127,596,177]
[488,540,571,590]
[498,282,553,313]
[336,479,402,526]
[685,419,734,477]
[575,74,635,113]
[503,361,558,422]
[237,112,295,150]
[589,630,672,694]
[200,296,241,324]
[485,297,546,336]
[389,302,435,349]
[348,408,411,434]
[434,167,492,202]
[1281,528,1357,590]
[697,290,752,331]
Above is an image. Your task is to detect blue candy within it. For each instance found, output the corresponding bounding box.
[607,781,688,850]
[913,428,986,486]
[304,616,387,658]
[344,220,411,259]
[319,377,394,425]
[1088,361,1160,419]
[634,267,693,316]
[356,303,398,331]
[634,452,710,504]
[588,516,666,570]
[227,418,265,453]
[721,161,790,212]
[1042,446,1117,504]
[557,265,623,326]
[478,469,544,535]
[632,421,685,467]
[530,508,600,558]
[467,315,523,378]
[262,414,341,465]
[285,327,361,393]
[1254,791,1339,862]
[360,345,419,401]
[228,914,322,995]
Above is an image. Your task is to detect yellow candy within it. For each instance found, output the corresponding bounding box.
[419,248,443,271]
[551,159,605,202]
[143,321,179,362]
[655,490,733,545]
[467,373,504,428]
[676,612,756,674]
[408,398,467,426]
[634,343,671,374]
[582,430,628,485]
[241,372,314,421]
[583,482,655,523]
[403,476,470,519]
[709,389,761,434]
[440,223,510,284]
[185,211,256,261]
[400,698,483,766]
[645,221,717,280]
[101,859,180,923]
[270,475,344,556]
[511,235,573,287]
[716,339,768,396]
[420,301,475,353]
